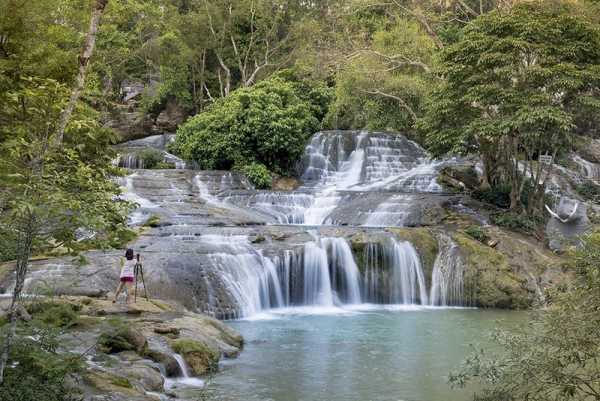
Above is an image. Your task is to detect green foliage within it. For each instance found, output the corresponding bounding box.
[0,325,83,401]
[237,163,272,189]
[135,148,164,169]
[490,212,540,235]
[575,181,600,202]
[324,18,435,134]
[472,185,511,209]
[464,225,488,243]
[29,302,81,329]
[171,71,332,176]
[420,1,600,214]
[143,215,161,228]
[449,231,600,400]
[0,77,131,258]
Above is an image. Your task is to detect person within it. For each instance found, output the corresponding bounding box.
[113,248,136,303]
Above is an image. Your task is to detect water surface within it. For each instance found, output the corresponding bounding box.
[211,306,526,401]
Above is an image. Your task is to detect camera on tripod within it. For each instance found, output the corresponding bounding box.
[134,253,150,302]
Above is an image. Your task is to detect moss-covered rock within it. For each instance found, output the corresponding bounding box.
[98,326,148,355]
[171,339,220,376]
[454,233,529,308]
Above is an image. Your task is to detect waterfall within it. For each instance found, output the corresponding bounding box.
[363,195,411,227]
[164,353,205,389]
[362,239,428,305]
[430,234,467,306]
[223,192,314,224]
[201,235,285,317]
[201,235,364,316]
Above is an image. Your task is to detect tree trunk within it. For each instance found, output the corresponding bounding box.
[0,220,34,384]
[55,0,109,146]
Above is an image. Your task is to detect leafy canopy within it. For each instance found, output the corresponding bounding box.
[421,1,600,157]
[171,70,332,179]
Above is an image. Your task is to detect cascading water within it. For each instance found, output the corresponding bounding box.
[430,234,468,306]
[201,235,285,318]
[199,232,468,318]
[362,239,428,305]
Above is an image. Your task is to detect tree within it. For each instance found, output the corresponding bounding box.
[420,1,600,213]
[0,0,118,383]
[170,70,332,181]
[449,230,600,400]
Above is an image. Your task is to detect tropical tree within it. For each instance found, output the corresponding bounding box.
[0,0,122,383]
[420,1,600,214]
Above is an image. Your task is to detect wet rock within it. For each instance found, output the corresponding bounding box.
[126,363,165,392]
[145,349,182,377]
[438,165,480,191]
[171,339,220,376]
[272,176,301,191]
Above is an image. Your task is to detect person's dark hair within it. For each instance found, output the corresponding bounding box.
[125,248,134,260]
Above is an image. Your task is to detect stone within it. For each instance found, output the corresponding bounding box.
[153,326,180,335]
[126,363,165,392]
[145,349,182,377]
[170,339,220,376]
[98,327,148,355]
[546,197,591,252]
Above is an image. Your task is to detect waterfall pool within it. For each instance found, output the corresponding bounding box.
[209,307,526,401]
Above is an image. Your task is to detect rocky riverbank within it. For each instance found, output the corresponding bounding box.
[0,295,243,401]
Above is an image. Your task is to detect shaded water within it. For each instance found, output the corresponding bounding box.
[212,308,525,401]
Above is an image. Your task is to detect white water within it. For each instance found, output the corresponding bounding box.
[164,353,205,389]
[363,194,412,227]
[430,234,467,306]
[200,232,469,318]
[118,174,159,225]
[363,239,428,305]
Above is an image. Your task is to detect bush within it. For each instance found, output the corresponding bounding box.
[143,215,161,227]
[237,162,272,189]
[30,302,81,329]
[0,327,83,401]
[472,184,511,209]
[135,148,163,169]
[575,181,600,202]
[464,225,488,243]
[170,70,332,177]
[490,212,540,234]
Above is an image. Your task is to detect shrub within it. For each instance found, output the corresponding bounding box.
[135,148,163,169]
[472,184,511,209]
[143,215,161,227]
[237,162,272,189]
[575,180,600,202]
[464,225,488,243]
[0,326,83,401]
[490,212,540,234]
[31,302,81,329]
[0,231,17,262]
[171,70,332,177]
[449,231,600,401]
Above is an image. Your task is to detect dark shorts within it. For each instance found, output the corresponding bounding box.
[120,277,134,283]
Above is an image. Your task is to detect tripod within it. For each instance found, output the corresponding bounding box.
[134,254,149,302]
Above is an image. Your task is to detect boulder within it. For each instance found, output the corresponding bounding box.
[170,339,220,376]
[126,363,165,392]
[546,197,591,252]
[145,349,182,377]
[98,327,148,355]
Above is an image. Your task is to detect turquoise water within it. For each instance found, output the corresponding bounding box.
[211,306,526,401]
